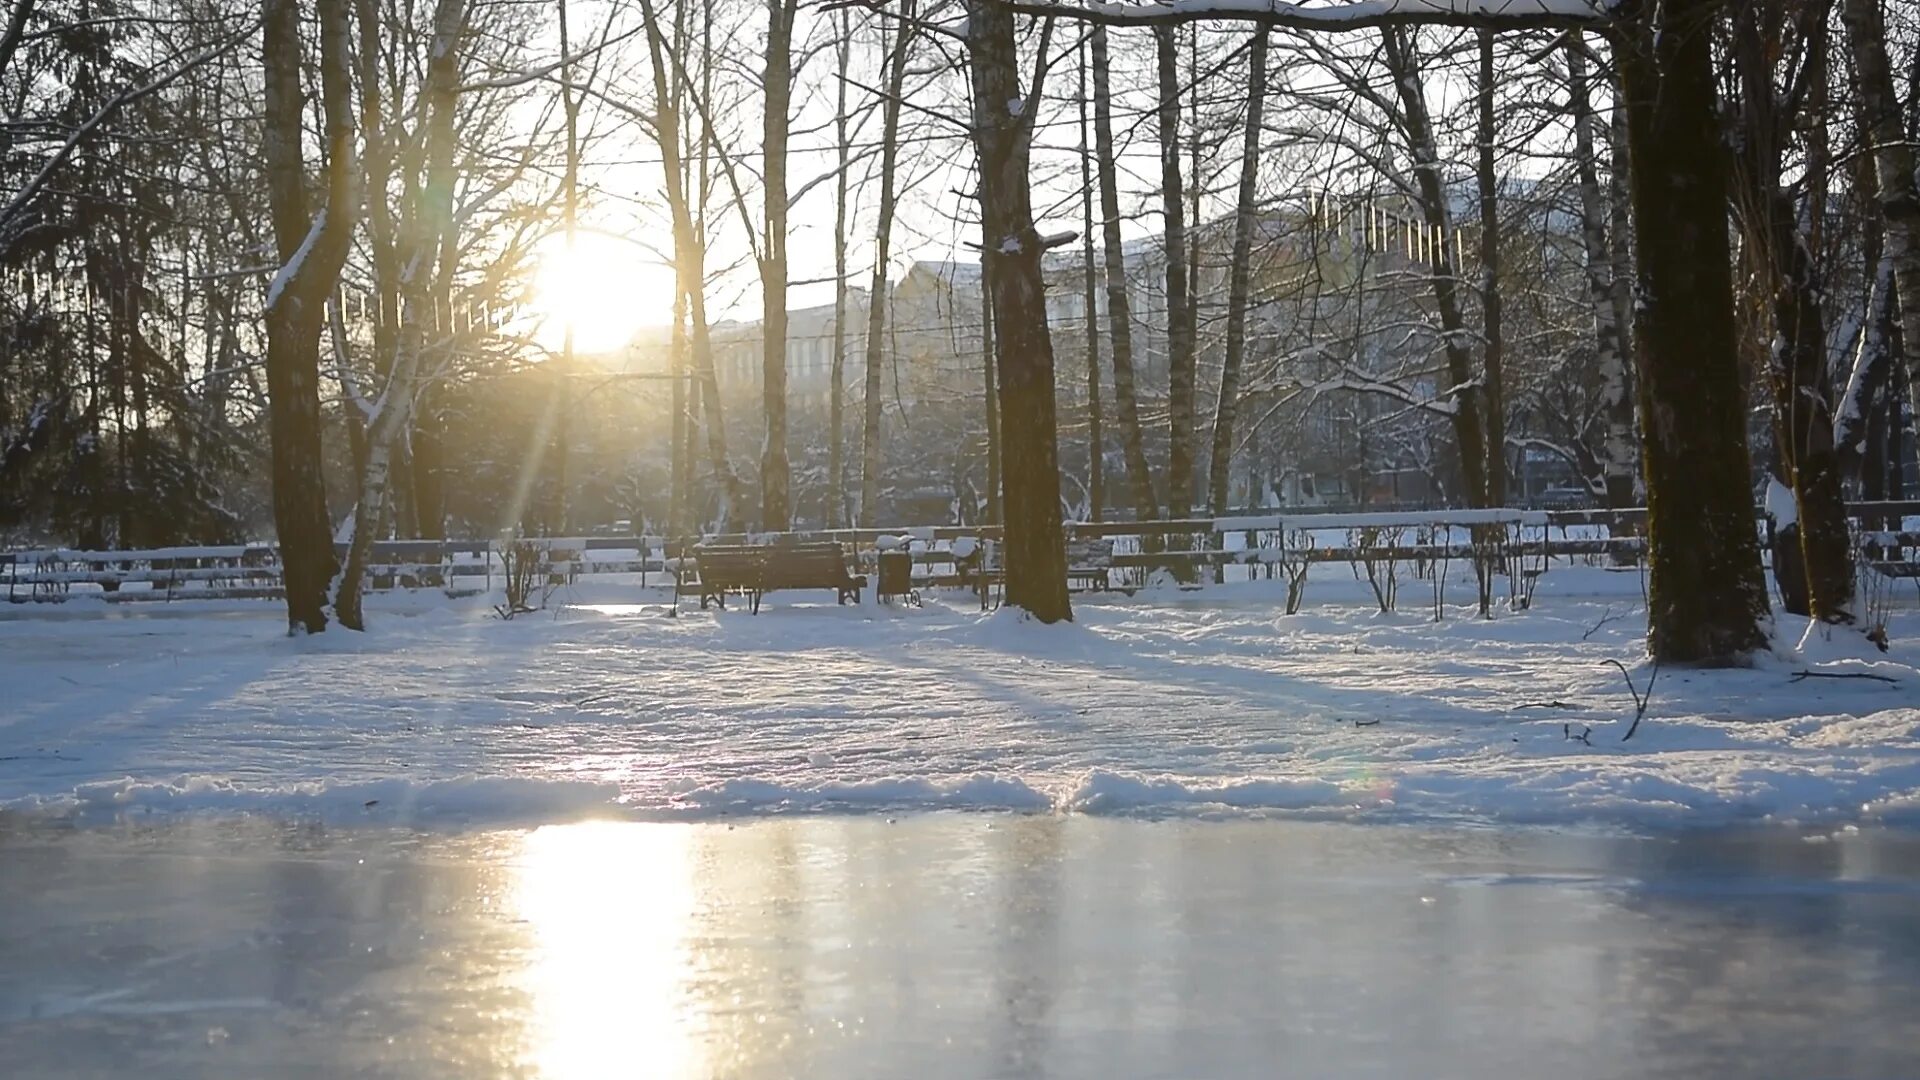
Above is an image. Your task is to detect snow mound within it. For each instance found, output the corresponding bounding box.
[1066,770,1348,814]
[677,773,1052,815]
[18,774,623,825]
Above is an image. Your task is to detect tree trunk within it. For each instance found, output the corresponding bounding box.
[759,0,795,530]
[982,252,1002,525]
[966,0,1069,622]
[411,397,446,539]
[261,0,356,634]
[1091,26,1158,523]
[1841,0,1920,420]
[1567,38,1636,509]
[1079,38,1104,522]
[1155,26,1196,519]
[1617,0,1771,663]
[1382,27,1486,508]
[335,0,465,631]
[829,10,851,528]
[637,0,740,528]
[1729,7,1853,623]
[1475,30,1505,509]
[1208,27,1265,517]
[859,0,913,528]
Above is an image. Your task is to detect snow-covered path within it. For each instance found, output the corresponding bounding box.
[4,574,1919,826]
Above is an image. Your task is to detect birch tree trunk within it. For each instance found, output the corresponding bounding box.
[262,0,357,635]
[1841,0,1920,420]
[966,0,1069,621]
[1207,27,1265,517]
[1617,0,1771,662]
[335,0,466,631]
[1091,27,1159,523]
[1567,38,1636,509]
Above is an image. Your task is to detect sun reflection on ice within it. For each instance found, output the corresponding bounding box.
[515,821,703,1079]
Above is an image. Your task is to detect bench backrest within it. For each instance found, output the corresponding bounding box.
[759,543,854,589]
[694,546,763,585]
[1066,538,1113,566]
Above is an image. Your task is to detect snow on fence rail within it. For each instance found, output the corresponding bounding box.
[5,503,1917,604]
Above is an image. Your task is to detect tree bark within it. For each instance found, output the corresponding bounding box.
[1208,27,1265,516]
[1091,26,1158,523]
[1155,26,1196,518]
[966,0,1069,622]
[261,0,357,634]
[1617,0,1771,663]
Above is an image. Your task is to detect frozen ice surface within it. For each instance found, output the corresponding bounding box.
[2,815,1919,1079]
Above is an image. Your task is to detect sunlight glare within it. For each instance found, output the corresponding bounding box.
[531,232,667,355]
[514,821,704,1079]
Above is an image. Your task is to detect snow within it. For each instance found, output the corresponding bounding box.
[263,209,325,312]
[2,571,1917,829]
[1765,476,1798,529]
[1029,0,1617,29]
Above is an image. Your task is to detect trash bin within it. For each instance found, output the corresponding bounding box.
[877,550,912,604]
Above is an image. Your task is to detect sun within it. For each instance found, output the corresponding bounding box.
[530,230,673,356]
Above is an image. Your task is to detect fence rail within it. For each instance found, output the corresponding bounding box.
[5,503,1917,604]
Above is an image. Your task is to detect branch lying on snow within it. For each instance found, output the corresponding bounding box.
[999,0,1618,31]
[1788,671,1899,685]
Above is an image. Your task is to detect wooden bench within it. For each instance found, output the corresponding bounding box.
[1870,560,1920,604]
[693,542,865,613]
[1066,537,1115,592]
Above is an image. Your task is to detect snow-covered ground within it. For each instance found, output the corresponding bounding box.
[3,567,1918,828]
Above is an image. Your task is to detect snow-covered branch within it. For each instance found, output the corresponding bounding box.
[999,0,1617,31]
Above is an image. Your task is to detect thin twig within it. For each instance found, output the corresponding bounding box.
[1607,657,1659,742]
[1788,670,1899,684]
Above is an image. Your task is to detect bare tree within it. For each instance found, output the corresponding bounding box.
[1841,0,1920,419]
[1565,37,1636,509]
[261,0,358,634]
[859,0,915,528]
[1090,26,1158,522]
[335,0,467,629]
[1154,25,1196,518]
[1207,27,1266,516]
[965,0,1069,621]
